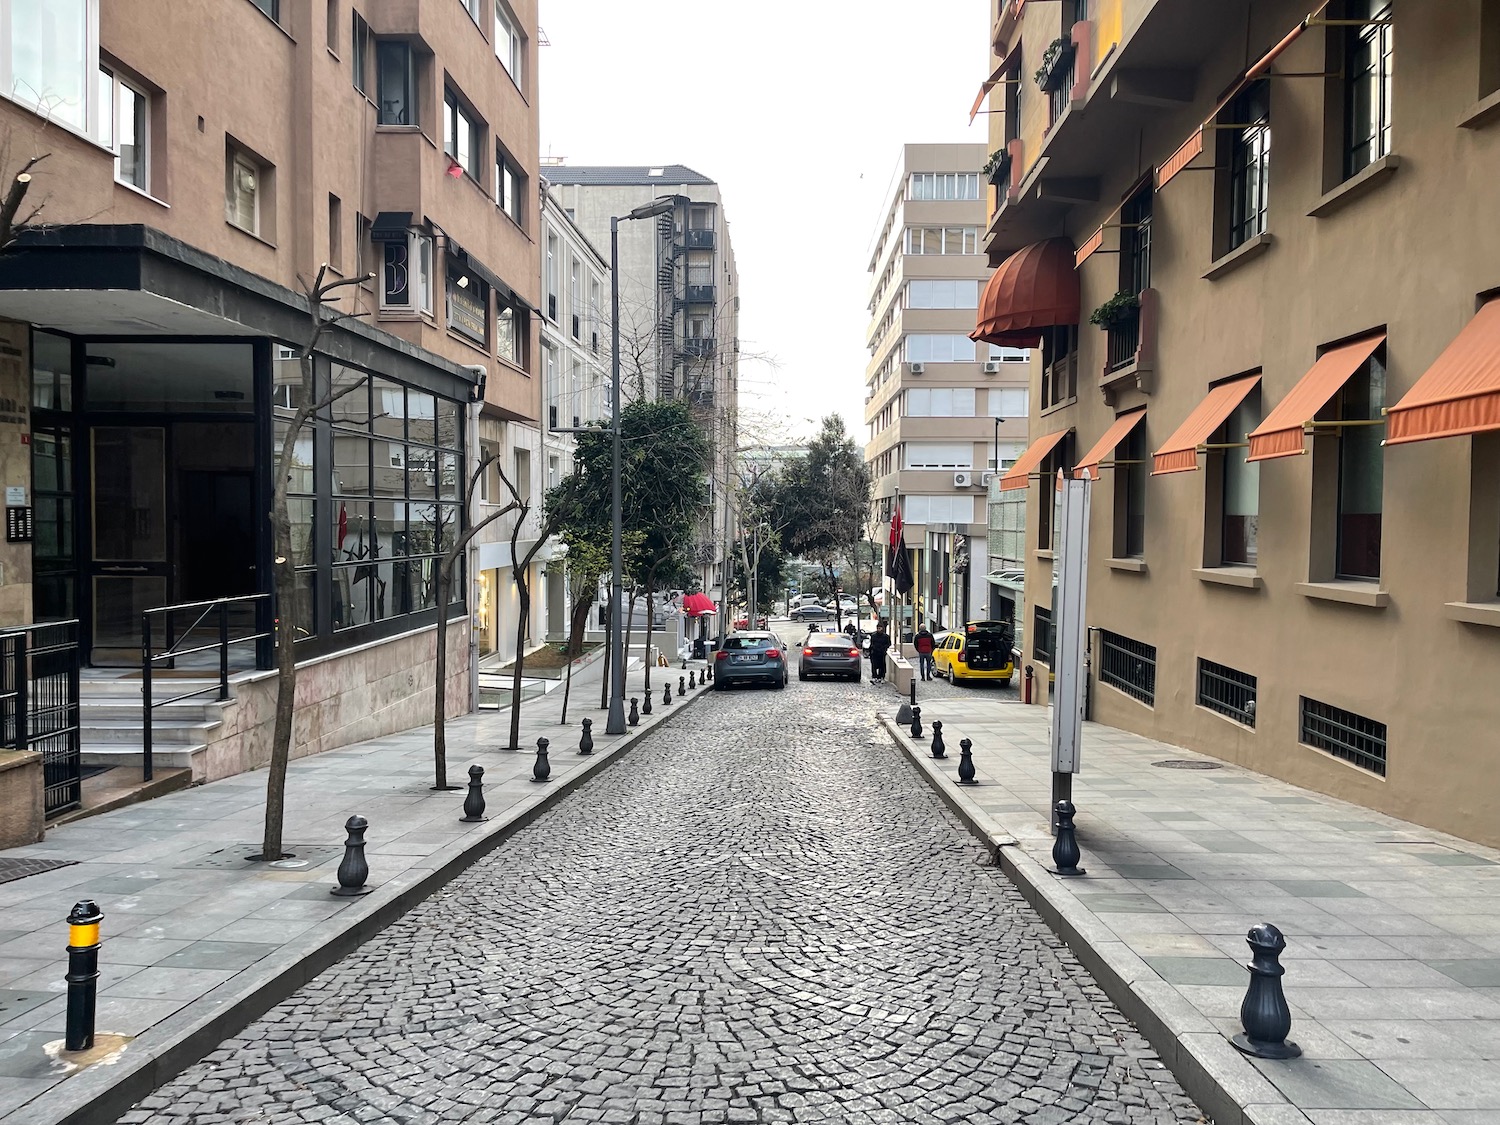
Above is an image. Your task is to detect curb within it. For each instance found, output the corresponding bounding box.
[880,715,1312,1125]
[7,689,713,1125]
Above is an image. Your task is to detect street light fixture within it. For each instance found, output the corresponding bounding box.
[605,194,686,735]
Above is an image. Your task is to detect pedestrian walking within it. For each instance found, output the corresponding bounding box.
[914,626,936,681]
[868,621,892,682]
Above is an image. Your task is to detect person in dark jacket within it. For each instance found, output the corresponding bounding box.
[868,621,892,682]
[914,626,936,681]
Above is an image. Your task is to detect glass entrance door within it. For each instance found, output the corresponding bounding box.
[90,426,168,663]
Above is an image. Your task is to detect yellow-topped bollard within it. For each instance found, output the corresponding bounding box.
[65,900,103,1052]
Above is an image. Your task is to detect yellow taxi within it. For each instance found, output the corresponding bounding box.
[932,621,1016,686]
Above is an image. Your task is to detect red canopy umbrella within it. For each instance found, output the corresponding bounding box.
[682,592,717,616]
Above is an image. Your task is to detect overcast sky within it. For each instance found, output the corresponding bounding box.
[538,0,990,446]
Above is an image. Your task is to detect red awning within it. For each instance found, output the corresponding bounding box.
[1247,334,1385,462]
[999,430,1069,492]
[1386,300,1500,445]
[971,239,1081,348]
[1074,409,1146,481]
[1152,375,1261,474]
[682,593,717,615]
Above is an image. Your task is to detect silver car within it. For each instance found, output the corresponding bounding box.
[712,631,789,690]
[797,633,862,682]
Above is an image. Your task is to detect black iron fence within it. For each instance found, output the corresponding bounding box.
[1099,629,1156,706]
[0,620,82,817]
[1197,658,1257,727]
[1107,307,1141,372]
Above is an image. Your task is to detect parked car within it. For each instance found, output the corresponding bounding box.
[788,602,833,620]
[734,614,769,629]
[713,631,789,690]
[835,596,859,616]
[932,621,1016,686]
[798,633,862,682]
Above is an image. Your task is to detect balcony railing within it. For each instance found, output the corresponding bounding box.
[685,229,715,250]
[682,337,715,358]
[1106,307,1141,372]
[685,284,715,304]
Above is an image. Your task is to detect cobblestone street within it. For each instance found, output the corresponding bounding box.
[122,669,1202,1125]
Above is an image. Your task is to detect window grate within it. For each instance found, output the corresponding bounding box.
[1099,629,1156,706]
[1033,606,1054,666]
[1197,658,1256,727]
[1300,697,1386,776]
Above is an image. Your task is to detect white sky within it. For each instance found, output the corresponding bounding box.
[538,0,990,445]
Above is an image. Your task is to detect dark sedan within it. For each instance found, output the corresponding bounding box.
[713,632,788,690]
[798,633,862,682]
[788,602,833,620]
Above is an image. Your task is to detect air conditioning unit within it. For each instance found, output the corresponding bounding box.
[908,361,926,375]
[953,471,972,488]
[981,471,996,486]
[982,360,1001,374]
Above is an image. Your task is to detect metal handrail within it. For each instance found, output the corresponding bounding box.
[141,593,272,782]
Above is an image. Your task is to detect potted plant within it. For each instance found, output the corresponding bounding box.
[981,148,1012,188]
[1089,290,1140,328]
[1035,37,1075,92]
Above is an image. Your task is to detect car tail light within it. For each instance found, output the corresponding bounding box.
[766,648,781,659]
[956,650,966,663]
[802,648,814,656]
[715,650,728,661]
[848,648,860,657]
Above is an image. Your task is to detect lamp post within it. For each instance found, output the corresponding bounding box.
[606,195,684,735]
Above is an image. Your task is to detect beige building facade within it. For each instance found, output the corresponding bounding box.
[977,0,1500,844]
[865,143,1030,634]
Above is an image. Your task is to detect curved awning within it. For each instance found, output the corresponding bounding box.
[1387,300,1500,445]
[971,239,1081,348]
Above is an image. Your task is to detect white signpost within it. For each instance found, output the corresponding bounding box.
[1049,476,1091,822]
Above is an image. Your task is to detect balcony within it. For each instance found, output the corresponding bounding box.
[1098,288,1158,406]
[682,337,715,358]
[685,229,715,250]
[685,284,715,304]
[1106,307,1139,372]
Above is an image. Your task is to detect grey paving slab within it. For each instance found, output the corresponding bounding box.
[1253,1059,1426,1110]
[1427,958,1500,986]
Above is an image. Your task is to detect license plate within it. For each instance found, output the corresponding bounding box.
[733,654,758,663]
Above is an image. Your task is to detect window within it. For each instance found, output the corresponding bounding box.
[97,65,149,191]
[1220,389,1261,565]
[250,0,279,20]
[513,446,532,501]
[444,88,481,179]
[355,212,373,282]
[459,0,482,25]
[446,262,488,345]
[352,12,370,95]
[989,442,1024,471]
[590,277,602,352]
[1468,431,1500,602]
[225,143,266,238]
[1341,0,1393,177]
[1482,0,1500,100]
[1224,81,1270,251]
[908,173,980,200]
[906,280,980,309]
[903,227,979,254]
[904,444,973,470]
[545,234,559,321]
[1099,630,1156,706]
[905,388,976,417]
[1115,422,1147,558]
[1300,696,1387,776]
[989,387,1027,417]
[495,0,524,85]
[376,41,415,125]
[4,0,95,132]
[1033,606,1053,665]
[496,148,523,227]
[1121,184,1152,295]
[1040,325,1078,409]
[905,334,976,364]
[380,230,432,314]
[1198,659,1256,727]
[479,440,500,503]
[328,194,342,270]
[1333,349,1386,579]
[900,495,975,524]
[570,259,581,338]
[327,0,339,51]
[989,344,1029,363]
[496,295,526,367]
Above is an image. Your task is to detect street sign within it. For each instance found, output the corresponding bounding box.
[1050,477,1090,774]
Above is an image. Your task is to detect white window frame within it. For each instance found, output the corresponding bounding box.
[97,64,149,192]
[443,87,480,180]
[989,387,1028,417]
[459,0,482,26]
[495,0,523,85]
[226,148,261,235]
[905,334,977,364]
[380,230,433,314]
[5,0,101,137]
[904,443,974,470]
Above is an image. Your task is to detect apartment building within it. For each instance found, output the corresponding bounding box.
[0,0,540,785]
[977,0,1500,844]
[865,143,1030,636]
[539,166,741,606]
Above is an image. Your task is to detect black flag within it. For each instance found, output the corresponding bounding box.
[889,545,914,595]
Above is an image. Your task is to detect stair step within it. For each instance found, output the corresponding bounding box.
[81,743,203,770]
[81,680,225,700]
[79,719,222,745]
[80,700,226,723]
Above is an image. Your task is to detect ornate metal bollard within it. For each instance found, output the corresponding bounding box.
[628,697,640,726]
[643,689,653,716]
[689,670,697,689]
[678,675,686,696]
[460,765,487,821]
[579,718,594,755]
[705,661,713,682]
[930,720,946,759]
[331,815,373,896]
[909,705,922,740]
[957,738,977,785]
[1050,800,1085,876]
[64,900,103,1052]
[1231,924,1302,1059]
[681,658,687,669]
[663,683,672,706]
[532,737,551,783]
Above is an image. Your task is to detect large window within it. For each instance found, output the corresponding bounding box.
[351,12,370,95]
[380,230,432,315]
[906,279,980,309]
[904,227,979,255]
[900,495,975,524]
[908,173,980,200]
[1040,325,1078,409]
[97,65,148,191]
[905,388,976,417]
[1121,184,1152,295]
[989,387,1027,417]
[1343,0,1393,177]
[496,148,524,227]
[6,0,95,132]
[376,41,416,125]
[444,88,481,180]
[904,443,974,470]
[1225,81,1271,251]
[1115,422,1147,558]
[495,0,524,84]
[905,334,976,364]
[1334,350,1386,579]
[225,143,267,238]
[496,293,526,367]
[1220,390,1260,565]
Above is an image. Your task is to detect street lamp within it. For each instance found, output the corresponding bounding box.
[605,194,685,734]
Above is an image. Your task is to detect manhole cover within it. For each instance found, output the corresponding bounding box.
[1153,759,1224,770]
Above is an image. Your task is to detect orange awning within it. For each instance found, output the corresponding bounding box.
[972,239,1080,348]
[1000,430,1069,491]
[969,42,1021,123]
[1152,375,1261,474]
[1247,334,1385,462]
[1074,409,1146,481]
[1386,300,1500,445]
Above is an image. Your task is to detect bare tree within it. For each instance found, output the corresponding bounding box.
[261,265,371,861]
[0,150,46,251]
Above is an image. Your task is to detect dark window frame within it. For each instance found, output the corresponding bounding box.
[352,11,371,95]
[1197,658,1256,727]
[1224,80,1271,251]
[1342,0,1393,179]
[443,86,483,181]
[1116,421,1147,559]
[1099,629,1156,706]
[1333,349,1386,580]
[1300,696,1387,776]
[375,40,416,126]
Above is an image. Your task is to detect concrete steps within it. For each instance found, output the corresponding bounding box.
[76,678,233,776]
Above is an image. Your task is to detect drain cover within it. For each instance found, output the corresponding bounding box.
[1153,759,1224,770]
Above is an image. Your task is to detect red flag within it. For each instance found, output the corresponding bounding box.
[337,502,348,550]
[888,501,903,550]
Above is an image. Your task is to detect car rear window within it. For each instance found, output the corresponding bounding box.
[964,633,1012,659]
[722,635,772,651]
[808,636,852,648]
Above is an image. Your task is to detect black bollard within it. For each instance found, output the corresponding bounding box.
[1231,924,1302,1059]
[957,738,977,785]
[909,705,922,740]
[628,697,640,726]
[681,658,687,670]
[1050,800,1086,876]
[460,765,487,822]
[930,720,946,759]
[678,675,686,696]
[331,815,373,896]
[643,690,653,716]
[579,717,594,755]
[64,900,103,1052]
[663,683,672,706]
[705,662,713,682]
[692,670,699,688]
[532,737,552,783]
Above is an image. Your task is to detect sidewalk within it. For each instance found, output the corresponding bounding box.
[0,651,712,1125]
[885,698,1500,1125]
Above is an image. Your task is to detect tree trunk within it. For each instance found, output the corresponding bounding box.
[432,556,453,789]
[561,643,573,725]
[507,562,531,752]
[599,602,611,710]
[567,595,591,658]
[643,587,656,692]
